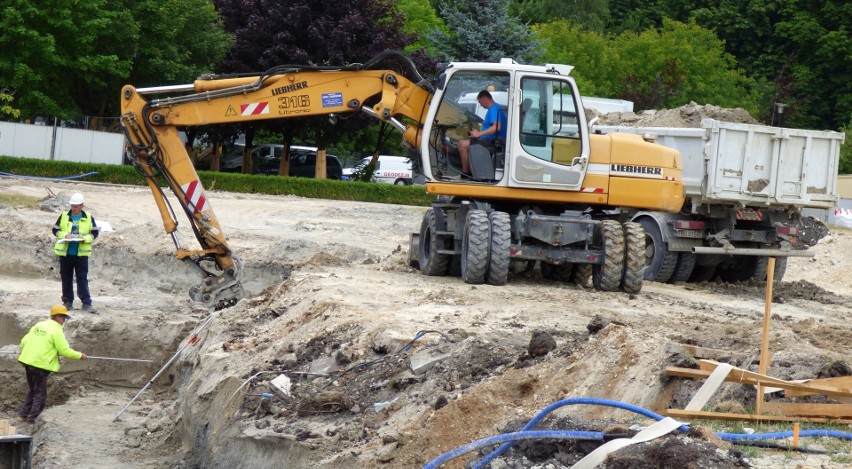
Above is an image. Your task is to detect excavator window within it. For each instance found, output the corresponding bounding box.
[519,77,583,166]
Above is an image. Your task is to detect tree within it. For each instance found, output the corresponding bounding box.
[215,0,419,174]
[0,88,20,121]
[510,0,609,31]
[608,0,852,130]
[536,19,764,113]
[428,0,543,63]
[0,0,229,124]
[398,0,449,55]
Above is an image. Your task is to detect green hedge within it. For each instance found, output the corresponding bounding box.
[0,156,434,206]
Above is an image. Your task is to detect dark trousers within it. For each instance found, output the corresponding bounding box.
[20,364,50,422]
[60,255,91,305]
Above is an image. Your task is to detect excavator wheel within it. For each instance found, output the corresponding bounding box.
[419,208,450,276]
[461,210,490,284]
[637,217,677,282]
[668,252,696,283]
[621,222,645,294]
[486,211,511,285]
[572,264,593,288]
[593,220,625,291]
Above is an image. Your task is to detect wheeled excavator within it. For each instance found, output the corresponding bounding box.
[120,52,684,309]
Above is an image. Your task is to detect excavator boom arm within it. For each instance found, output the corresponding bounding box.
[120,60,433,309]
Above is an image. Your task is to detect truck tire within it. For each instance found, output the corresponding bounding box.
[461,210,490,284]
[669,252,696,283]
[746,256,788,282]
[716,257,750,282]
[394,178,409,185]
[622,222,645,293]
[487,211,511,285]
[636,217,677,282]
[688,263,717,283]
[594,220,625,291]
[541,262,574,281]
[419,208,450,276]
[573,264,593,288]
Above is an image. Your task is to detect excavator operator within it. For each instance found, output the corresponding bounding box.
[457,90,507,177]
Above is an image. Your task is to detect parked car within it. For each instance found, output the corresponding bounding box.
[221,144,342,179]
[342,155,419,185]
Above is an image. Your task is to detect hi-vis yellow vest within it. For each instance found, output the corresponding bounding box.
[53,211,95,256]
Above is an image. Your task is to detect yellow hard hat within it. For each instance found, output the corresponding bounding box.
[50,304,70,317]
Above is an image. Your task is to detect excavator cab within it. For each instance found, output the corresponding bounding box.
[421,64,590,190]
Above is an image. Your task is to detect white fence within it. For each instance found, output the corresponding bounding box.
[0,121,125,165]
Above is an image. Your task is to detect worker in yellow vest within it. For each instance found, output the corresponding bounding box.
[17,305,88,423]
[53,192,100,313]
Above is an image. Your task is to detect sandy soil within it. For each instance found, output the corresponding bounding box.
[1,177,850,468]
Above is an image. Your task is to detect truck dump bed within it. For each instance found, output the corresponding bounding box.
[596,119,845,209]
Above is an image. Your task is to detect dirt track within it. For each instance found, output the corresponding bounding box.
[1,178,850,468]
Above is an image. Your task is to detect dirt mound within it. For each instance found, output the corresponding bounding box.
[594,102,760,127]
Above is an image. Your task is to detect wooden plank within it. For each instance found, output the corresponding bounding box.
[697,360,852,399]
[666,366,852,399]
[664,343,749,362]
[784,376,852,397]
[665,409,852,425]
[0,419,7,435]
[762,402,852,419]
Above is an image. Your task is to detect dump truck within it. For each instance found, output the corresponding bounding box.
[594,119,845,282]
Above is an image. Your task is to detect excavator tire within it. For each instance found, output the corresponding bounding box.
[419,209,450,276]
[669,252,696,283]
[461,210,490,284]
[487,211,511,285]
[572,264,593,288]
[621,222,645,294]
[594,220,625,292]
[637,217,677,282]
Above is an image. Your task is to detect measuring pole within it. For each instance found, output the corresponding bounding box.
[756,257,776,416]
[113,314,216,422]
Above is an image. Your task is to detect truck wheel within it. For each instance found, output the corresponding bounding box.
[394,178,408,185]
[541,262,574,281]
[622,222,645,294]
[594,220,625,291]
[419,208,450,276]
[669,252,696,283]
[716,257,750,282]
[573,264,593,288]
[487,211,511,285]
[688,263,717,282]
[637,218,677,282]
[746,256,788,282]
[461,210,490,284]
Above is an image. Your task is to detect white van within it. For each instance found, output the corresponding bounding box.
[342,155,416,185]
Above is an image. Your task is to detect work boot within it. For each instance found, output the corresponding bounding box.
[82,304,97,314]
[63,301,73,310]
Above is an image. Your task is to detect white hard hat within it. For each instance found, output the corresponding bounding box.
[69,193,85,205]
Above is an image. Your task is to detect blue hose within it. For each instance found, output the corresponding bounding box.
[422,397,852,469]
[422,430,604,469]
[0,171,99,180]
[473,397,689,468]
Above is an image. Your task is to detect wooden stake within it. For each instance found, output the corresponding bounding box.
[756,257,776,416]
[793,422,800,447]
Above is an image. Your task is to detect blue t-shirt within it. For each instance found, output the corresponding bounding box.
[67,213,82,255]
[480,105,507,141]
